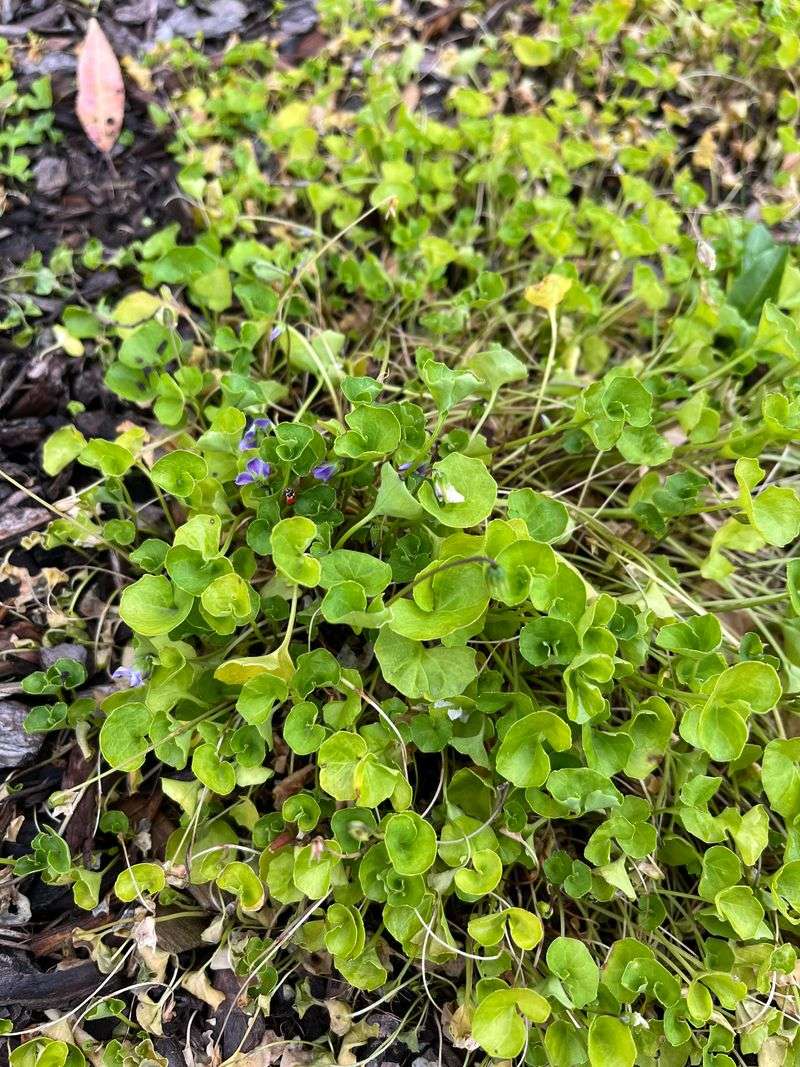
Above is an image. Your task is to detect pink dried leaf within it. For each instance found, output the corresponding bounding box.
[75,18,125,154]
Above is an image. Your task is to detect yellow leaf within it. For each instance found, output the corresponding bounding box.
[112,290,163,329]
[693,129,717,170]
[524,274,573,312]
[121,55,153,93]
[53,324,84,357]
[274,101,310,131]
[214,646,295,685]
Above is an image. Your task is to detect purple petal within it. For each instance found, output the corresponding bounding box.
[239,419,273,451]
[112,666,144,688]
[269,325,284,342]
[235,471,255,486]
[246,457,271,479]
[312,462,337,483]
[397,462,412,472]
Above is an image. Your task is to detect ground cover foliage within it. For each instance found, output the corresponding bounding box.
[4,1,800,1065]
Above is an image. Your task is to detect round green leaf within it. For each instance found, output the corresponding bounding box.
[507,487,569,542]
[200,572,254,631]
[418,453,497,529]
[374,629,477,701]
[333,403,401,460]
[43,425,87,476]
[293,840,338,897]
[119,575,193,637]
[546,936,599,1009]
[114,862,165,902]
[216,861,265,911]
[79,439,135,477]
[467,911,506,947]
[588,1016,636,1067]
[271,516,321,587]
[472,987,550,1059]
[284,701,326,755]
[506,907,544,949]
[282,793,321,833]
[151,450,208,496]
[324,902,366,960]
[466,345,527,391]
[384,812,437,876]
[519,617,580,666]
[236,674,288,727]
[192,743,236,795]
[454,848,502,896]
[319,550,393,596]
[166,544,232,595]
[99,702,152,771]
[496,711,572,788]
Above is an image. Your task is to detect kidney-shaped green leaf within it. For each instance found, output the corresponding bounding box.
[384,812,437,876]
[418,453,497,529]
[151,450,208,496]
[120,575,193,637]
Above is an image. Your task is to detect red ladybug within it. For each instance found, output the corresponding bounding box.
[284,487,297,506]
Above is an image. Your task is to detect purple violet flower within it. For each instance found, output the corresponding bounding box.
[312,462,338,483]
[398,460,430,476]
[112,666,145,688]
[238,417,273,451]
[236,457,272,486]
[269,324,284,342]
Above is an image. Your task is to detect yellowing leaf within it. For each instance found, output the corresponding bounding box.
[214,647,295,686]
[52,325,84,358]
[274,101,310,131]
[43,425,87,475]
[524,274,573,312]
[76,18,125,153]
[112,290,163,329]
[511,36,554,67]
[121,55,153,93]
[693,129,717,171]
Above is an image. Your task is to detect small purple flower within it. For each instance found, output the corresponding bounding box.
[398,460,429,476]
[312,462,338,483]
[112,666,145,688]
[239,417,273,452]
[269,324,284,342]
[236,457,272,486]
